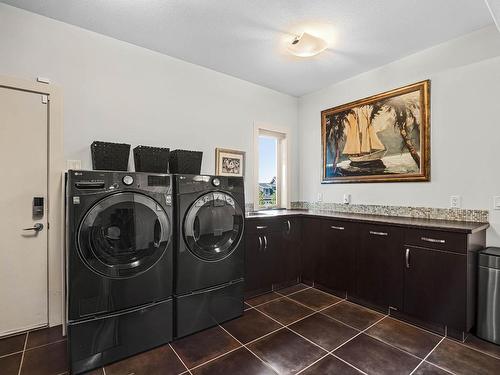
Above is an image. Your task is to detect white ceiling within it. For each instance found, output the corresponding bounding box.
[2,0,494,96]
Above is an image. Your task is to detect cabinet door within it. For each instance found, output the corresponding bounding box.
[318,220,356,296]
[301,218,322,283]
[356,225,404,310]
[403,246,466,330]
[244,232,273,295]
[280,218,301,285]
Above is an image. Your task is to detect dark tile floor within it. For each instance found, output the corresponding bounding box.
[2,284,500,374]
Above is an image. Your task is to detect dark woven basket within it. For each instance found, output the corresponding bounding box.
[133,146,170,173]
[169,150,203,174]
[91,141,130,171]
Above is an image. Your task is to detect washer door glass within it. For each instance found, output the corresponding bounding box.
[184,192,244,261]
[78,192,170,278]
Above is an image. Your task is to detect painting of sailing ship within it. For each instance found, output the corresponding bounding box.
[321,80,430,183]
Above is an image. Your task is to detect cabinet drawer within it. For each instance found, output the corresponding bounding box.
[405,229,467,253]
[245,219,281,234]
[363,224,401,239]
[321,219,355,233]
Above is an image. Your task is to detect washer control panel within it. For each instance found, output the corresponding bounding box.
[122,175,134,186]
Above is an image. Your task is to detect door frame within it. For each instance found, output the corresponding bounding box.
[0,75,64,328]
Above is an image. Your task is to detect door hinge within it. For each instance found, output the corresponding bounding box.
[41,95,48,104]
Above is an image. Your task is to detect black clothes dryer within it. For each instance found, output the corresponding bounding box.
[173,175,245,338]
[66,170,174,374]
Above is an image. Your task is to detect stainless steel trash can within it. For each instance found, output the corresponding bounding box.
[476,247,500,344]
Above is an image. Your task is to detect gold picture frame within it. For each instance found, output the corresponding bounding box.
[215,148,245,177]
[321,80,430,183]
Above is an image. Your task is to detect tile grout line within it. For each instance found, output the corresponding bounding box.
[17,331,28,375]
[295,314,388,375]
[331,353,370,375]
[408,336,447,375]
[274,285,313,297]
[23,338,67,352]
[244,284,312,308]
[293,352,331,375]
[0,350,24,359]
[254,296,347,332]
[385,313,446,339]
[218,325,281,374]
[422,360,457,375]
[185,344,243,372]
[255,286,459,367]
[452,338,500,361]
[169,343,193,375]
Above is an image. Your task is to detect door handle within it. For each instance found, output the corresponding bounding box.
[264,235,268,250]
[258,236,263,251]
[405,248,410,269]
[23,223,44,232]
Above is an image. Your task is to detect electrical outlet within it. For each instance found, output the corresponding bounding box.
[450,195,461,209]
[494,196,500,210]
[67,160,82,170]
[343,193,351,205]
[317,192,323,202]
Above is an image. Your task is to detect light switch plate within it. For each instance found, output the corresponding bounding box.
[343,193,351,205]
[317,192,323,202]
[450,195,461,208]
[494,196,500,210]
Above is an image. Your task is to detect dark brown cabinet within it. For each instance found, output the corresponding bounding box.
[280,218,301,285]
[403,245,466,331]
[245,213,486,339]
[244,232,272,295]
[355,224,404,311]
[301,218,322,284]
[244,218,301,297]
[317,220,356,297]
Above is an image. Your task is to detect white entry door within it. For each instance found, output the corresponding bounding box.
[0,86,48,336]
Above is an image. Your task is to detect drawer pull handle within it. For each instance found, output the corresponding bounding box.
[330,225,345,230]
[256,225,268,230]
[369,231,388,236]
[421,237,446,244]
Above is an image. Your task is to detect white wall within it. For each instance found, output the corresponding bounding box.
[298,26,500,246]
[0,3,298,327]
[0,3,299,205]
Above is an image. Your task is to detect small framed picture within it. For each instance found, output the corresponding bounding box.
[215,148,245,177]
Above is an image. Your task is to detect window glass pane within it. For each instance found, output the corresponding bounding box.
[258,135,278,208]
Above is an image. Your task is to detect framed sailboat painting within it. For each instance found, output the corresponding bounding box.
[321,80,430,183]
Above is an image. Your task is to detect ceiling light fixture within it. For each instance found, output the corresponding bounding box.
[288,32,328,57]
[484,0,500,32]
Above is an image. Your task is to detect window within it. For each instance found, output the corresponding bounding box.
[255,128,287,209]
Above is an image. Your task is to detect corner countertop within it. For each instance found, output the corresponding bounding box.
[245,209,489,234]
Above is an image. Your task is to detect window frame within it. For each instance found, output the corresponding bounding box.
[253,123,289,210]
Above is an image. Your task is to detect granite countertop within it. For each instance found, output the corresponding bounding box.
[245,209,489,234]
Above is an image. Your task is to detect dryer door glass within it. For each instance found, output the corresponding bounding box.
[184,192,244,261]
[78,192,171,278]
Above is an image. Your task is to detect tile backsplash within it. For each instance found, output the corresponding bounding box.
[289,201,489,223]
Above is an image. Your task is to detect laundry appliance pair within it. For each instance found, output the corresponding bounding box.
[65,171,245,374]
